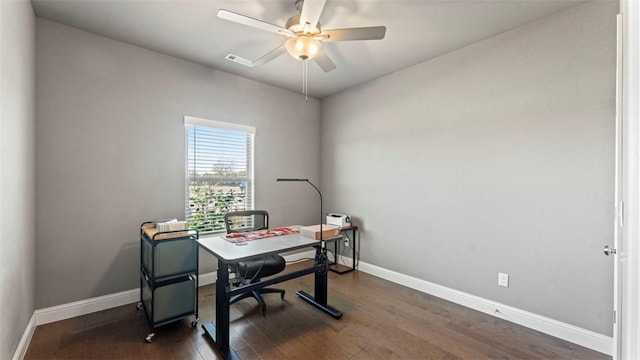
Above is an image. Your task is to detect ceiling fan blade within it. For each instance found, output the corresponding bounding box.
[313,47,336,73]
[320,26,386,42]
[218,9,294,37]
[252,44,287,67]
[299,0,327,31]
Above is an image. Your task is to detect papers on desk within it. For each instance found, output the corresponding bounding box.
[223,227,300,243]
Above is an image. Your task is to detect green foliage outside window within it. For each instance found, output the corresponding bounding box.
[187,184,246,233]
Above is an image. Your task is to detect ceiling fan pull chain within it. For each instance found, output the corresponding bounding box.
[303,59,309,103]
[305,60,308,103]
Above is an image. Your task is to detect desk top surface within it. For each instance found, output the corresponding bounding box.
[197,231,339,262]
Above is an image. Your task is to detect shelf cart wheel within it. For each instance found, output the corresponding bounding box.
[145,333,155,343]
[191,317,199,327]
[136,302,143,310]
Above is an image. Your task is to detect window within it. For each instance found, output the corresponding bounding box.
[184,116,255,233]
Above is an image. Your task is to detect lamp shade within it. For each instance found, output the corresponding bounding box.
[285,36,321,60]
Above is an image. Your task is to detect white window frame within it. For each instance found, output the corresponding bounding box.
[184,115,255,234]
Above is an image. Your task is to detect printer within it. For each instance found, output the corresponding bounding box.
[326,213,351,227]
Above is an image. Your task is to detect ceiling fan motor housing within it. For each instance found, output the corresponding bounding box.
[286,14,321,35]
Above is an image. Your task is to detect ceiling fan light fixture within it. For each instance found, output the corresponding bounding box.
[285,36,321,60]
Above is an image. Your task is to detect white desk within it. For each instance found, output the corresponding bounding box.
[198,232,320,262]
[197,232,343,360]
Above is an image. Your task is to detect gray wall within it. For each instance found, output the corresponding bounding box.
[35,19,321,308]
[0,0,36,357]
[321,1,617,336]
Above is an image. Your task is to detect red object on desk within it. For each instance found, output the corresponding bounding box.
[222,226,300,243]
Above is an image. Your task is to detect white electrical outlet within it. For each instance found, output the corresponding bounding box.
[498,272,509,287]
[344,237,349,247]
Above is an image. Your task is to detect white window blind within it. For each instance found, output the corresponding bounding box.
[184,116,255,233]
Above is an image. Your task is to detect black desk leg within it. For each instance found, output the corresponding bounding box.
[296,246,343,319]
[202,262,239,360]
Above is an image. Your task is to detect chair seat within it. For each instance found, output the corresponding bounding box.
[234,255,286,281]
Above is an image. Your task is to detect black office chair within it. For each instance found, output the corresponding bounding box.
[224,210,286,315]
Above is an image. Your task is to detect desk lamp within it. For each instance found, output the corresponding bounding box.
[276,177,341,319]
[276,178,323,240]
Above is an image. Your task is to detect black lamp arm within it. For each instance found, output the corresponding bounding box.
[276,178,324,241]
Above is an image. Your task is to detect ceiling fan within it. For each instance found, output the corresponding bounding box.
[217,0,387,73]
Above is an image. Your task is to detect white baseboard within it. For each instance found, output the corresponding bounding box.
[34,278,213,326]
[12,313,36,360]
[32,250,315,327]
[283,249,316,262]
[18,252,609,357]
[199,271,217,286]
[355,259,613,356]
[35,288,140,326]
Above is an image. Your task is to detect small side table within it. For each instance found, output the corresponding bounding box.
[329,225,358,274]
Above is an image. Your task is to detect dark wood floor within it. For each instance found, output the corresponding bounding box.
[25,261,609,360]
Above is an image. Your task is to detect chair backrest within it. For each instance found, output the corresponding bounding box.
[224,210,269,234]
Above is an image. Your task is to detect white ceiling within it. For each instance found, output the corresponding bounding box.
[31,0,586,98]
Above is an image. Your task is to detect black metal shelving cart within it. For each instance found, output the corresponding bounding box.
[137,222,199,342]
